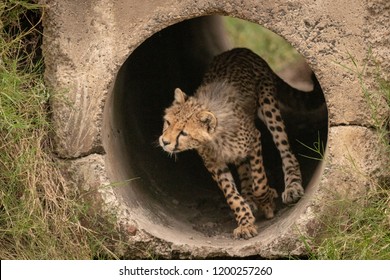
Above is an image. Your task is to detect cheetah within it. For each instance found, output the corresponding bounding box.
[159,48,315,239]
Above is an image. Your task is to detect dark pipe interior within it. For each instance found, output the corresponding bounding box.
[109,16,328,238]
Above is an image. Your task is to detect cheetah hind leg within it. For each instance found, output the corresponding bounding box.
[236,157,278,219]
[236,159,258,213]
[282,181,304,204]
[246,131,279,219]
[257,91,305,205]
[257,188,278,219]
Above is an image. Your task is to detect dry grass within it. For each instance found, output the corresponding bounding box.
[0,1,119,259]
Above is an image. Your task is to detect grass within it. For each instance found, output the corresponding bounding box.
[0,1,120,259]
[309,188,390,259]
[296,132,326,161]
[223,16,303,71]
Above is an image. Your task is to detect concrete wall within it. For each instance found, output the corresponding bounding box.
[42,0,389,258]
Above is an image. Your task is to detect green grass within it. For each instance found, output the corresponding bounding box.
[309,188,390,259]
[0,1,120,259]
[223,16,303,71]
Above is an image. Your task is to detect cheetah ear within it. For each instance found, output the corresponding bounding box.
[197,110,217,133]
[174,88,188,104]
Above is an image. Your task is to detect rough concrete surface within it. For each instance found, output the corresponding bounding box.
[42,0,389,258]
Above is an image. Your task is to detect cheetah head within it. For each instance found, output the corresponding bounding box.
[159,88,217,154]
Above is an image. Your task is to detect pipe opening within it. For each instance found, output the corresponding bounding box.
[105,16,328,243]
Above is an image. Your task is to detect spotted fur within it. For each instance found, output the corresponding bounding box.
[159,48,309,239]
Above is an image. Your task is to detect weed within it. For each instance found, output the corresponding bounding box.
[296,131,326,161]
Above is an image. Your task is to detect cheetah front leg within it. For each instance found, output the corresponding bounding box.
[257,90,304,204]
[204,161,258,239]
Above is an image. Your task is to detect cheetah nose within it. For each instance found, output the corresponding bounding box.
[161,139,170,146]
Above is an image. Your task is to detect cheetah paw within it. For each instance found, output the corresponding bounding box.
[259,203,275,219]
[282,182,304,204]
[233,224,258,239]
[246,198,259,213]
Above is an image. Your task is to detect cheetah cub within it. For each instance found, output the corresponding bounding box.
[159,48,304,239]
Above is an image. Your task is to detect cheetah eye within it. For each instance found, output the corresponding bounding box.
[180,131,188,136]
[163,119,171,129]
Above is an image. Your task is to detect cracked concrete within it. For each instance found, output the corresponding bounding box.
[42,0,389,258]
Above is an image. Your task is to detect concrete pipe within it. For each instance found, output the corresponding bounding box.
[42,0,389,258]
